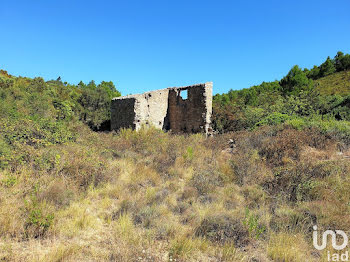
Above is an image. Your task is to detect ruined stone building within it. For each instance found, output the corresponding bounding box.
[111,82,212,135]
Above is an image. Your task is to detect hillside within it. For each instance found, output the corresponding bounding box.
[315,70,350,96]
[212,52,350,135]
[1,52,350,261]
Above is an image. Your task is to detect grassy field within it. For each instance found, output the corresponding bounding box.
[1,124,350,261]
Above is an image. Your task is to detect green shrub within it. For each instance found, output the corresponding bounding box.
[0,172,17,187]
[243,208,266,239]
[311,118,350,143]
[285,118,307,130]
[255,112,291,127]
[24,194,54,238]
[0,135,12,168]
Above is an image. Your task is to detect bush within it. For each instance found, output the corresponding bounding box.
[243,208,266,239]
[24,194,54,238]
[195,213,249,246]
[285,118,307,130]
[310,118,350,143]
[256,112,291,127]
[0,135,12,168]
[59,147,112,190]
[191,170,223,195]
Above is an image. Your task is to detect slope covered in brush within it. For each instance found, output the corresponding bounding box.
[0,70,120,168]
[212,51,350,135]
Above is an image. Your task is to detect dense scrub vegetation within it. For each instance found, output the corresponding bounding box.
[212,51,350,137]
[0,70,120,169]
[0,52,350,261]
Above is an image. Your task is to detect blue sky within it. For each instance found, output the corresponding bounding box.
[1,0,349,95]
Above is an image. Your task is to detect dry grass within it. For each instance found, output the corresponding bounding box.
[268,232,315,262]
[0,125,349,261]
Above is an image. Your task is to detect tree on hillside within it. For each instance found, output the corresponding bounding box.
[333,51,350,71]
[319,56,336,77]
[87,80,97,90]
[307,65,320,80]
[342,54,350,70]
[98,81,121,98]
[335,51,345,71]
[77,80,121,130]
[280,65,313,95]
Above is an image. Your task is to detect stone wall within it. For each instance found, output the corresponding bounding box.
[111,82,212,135]
[167,83,212,134]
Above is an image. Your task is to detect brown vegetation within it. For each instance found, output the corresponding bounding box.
[1,125,350,261]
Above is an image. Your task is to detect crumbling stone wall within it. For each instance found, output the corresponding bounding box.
[111,82,212,135]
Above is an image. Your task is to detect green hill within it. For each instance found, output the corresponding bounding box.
[212,52,350,135]
[315,70,350,95]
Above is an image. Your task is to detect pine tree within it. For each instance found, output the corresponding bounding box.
[319,56,336,77]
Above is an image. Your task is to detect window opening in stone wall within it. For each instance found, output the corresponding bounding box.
[180,89,188,100]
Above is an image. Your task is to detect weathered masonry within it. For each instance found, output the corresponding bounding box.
[111,82,212,135]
